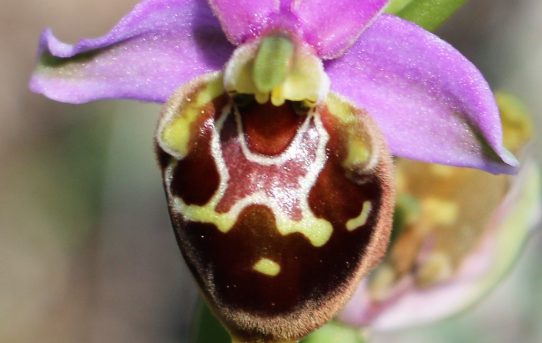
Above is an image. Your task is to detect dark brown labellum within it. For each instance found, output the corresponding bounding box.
[155,73,394,342]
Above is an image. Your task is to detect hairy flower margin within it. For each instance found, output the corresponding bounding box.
[30,0,526,342]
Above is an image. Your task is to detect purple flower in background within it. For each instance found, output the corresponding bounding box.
[339,93,541,332]
[339,159,541,332]
[30,0,519,342]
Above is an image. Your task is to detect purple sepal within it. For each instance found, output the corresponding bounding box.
[30,0,233,104]
[293,0,388,59]
[207,0,280,44]
[325,15,517,174]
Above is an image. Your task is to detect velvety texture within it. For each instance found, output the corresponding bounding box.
[294,0,388,59]
[30,0,234,103]
[325,14,517,173]
[157,79,395,340]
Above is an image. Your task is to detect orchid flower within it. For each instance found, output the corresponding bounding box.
[190,94,541,343]
[335,92,541,336]
[30,0,518,342]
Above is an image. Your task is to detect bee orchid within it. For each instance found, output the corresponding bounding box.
[30,1,518,342]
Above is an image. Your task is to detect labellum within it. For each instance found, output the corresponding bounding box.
[155,35,394,342]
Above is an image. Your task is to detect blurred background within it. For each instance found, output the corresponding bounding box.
[1,0,541,342]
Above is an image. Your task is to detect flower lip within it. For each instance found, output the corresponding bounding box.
[156,71,396,341]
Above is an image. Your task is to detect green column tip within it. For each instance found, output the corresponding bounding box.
[253,35,294,94]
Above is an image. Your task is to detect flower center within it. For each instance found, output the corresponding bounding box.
[224,33,330,107]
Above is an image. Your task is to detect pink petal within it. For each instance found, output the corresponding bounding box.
[207,0,281,44]
[325,14,517,174]
[292,0,388,59]
[30,0,233,104]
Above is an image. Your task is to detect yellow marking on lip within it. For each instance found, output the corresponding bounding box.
[346,201,372,231]
[160,74,224,158]
[175,195,333,248]
[253,258,281,277]
[167,109,334,248]
[325,93,377,172]
[344,139,371,167]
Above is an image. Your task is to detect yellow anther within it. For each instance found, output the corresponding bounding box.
[344,140,371,169]
[255,92,270,104]
[325,93,377,173]
[159,73,224,158]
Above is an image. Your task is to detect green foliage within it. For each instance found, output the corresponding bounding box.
[390,193,420,245]
[302,321,367,343]
[191,302,230,343]
[30,111,112,248]
[386,0,466,31]
[385,0,414,14]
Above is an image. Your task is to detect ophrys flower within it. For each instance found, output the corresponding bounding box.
[30,1,517,342]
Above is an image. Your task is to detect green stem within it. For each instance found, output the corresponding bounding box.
[301,321,368,343]
[190,300,230,343]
